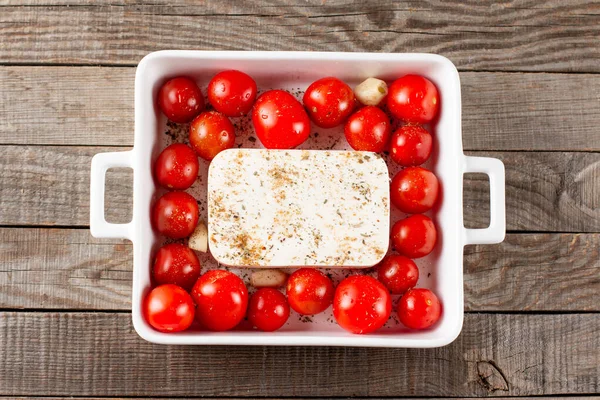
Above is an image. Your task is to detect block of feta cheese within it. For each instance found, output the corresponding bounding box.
[207,149,390,268]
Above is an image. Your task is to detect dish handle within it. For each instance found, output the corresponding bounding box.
[463,156,506,245]
[90,150,134,240]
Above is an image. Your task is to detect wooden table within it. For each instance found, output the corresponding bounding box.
[1,1,599,398]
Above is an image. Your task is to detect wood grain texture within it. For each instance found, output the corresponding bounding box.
[461,72,600,151]
[464,233,600,311]
[1,67,599,151]
[0,67,132,146]
[1,1,600,72]
[0,146,598,231]
[0,146,132,226]
[0,312,598,397]
[8,398,600,400]
[1,229,598,311]
[0,228,131,310]
[463,151,600,232]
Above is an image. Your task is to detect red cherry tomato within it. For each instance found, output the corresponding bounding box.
[286,268,334,315]
[252,90,311,149]
[344,106,391,152]
[158,76,204,123]
[391,167,439,214]
[398,288,442,329]
[391,214,437,258]
[154,143,199,190]
[333,275,391,334]
[143,284,195,333]
[387,74,439,124]
[153,243,201,291]
[389,125,433,166]
[189,111,236,161]
[376,255,419,295]
[248,288,290,332]
[208,70,257,117]
[303,77,355,128]
[191,270,248,331]
[152,191,199,239]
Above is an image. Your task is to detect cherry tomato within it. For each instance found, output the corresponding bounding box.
[387,74,439,124]
[376,255,419,295]
[333,275,391,334]
[303,77,355,128]
[391,214,437,258]
[344,106,391,152]
[153,243,201,291]
[143,284,195,333]
[154,143,199,190]
[248,288,290,332]
[389,125,433,166]
[191,270,248,331]
[398,288,442,329]
[208,70,257,117]
[391,167,439,214]
[252,90,311,149]
[158,76,204,123]
[189,111,236,161]
[152,191,199,239]
[286,268,334,315]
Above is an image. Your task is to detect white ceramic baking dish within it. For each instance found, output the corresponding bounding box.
[90,51,505,347]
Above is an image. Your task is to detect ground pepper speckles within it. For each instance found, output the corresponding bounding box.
[207,149,389,267]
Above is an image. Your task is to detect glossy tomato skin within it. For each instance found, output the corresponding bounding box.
[398,288,442,329]
[333,275,392,334]
[208,70,257,117]
[376,255,419,295]
[303,77,355,128]
[344,106,391,152]
[158,76,204,123]
[189,111,236,161]
[154,143,199,190]
[152,191,199,239]
[391,167,439,214]
[192,270,248,331]
[248,288,290,332]
[391,214,437,258]
[387,74,439,124]
[390,125,433,166]
[144,284,195,333]
[252,90,311,149]
[153,243,201,291]
[286,268,334,315]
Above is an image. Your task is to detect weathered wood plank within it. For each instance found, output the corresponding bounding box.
[461,72,600,151]
[464,233,600,311]
[0,312,598,396]
[1,1,599,72]
[2,67,599,151]
[0,228,131,310]
[463,151,600,232]
[1,229,598,312]
[0,145,132,227]
[0,67,132,146]
[8,398,600,400]
[1,146,598,231]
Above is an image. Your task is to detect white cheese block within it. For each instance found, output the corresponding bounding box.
[207,149,390,268]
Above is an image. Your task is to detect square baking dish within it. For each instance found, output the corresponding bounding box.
[90,51,505,347]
